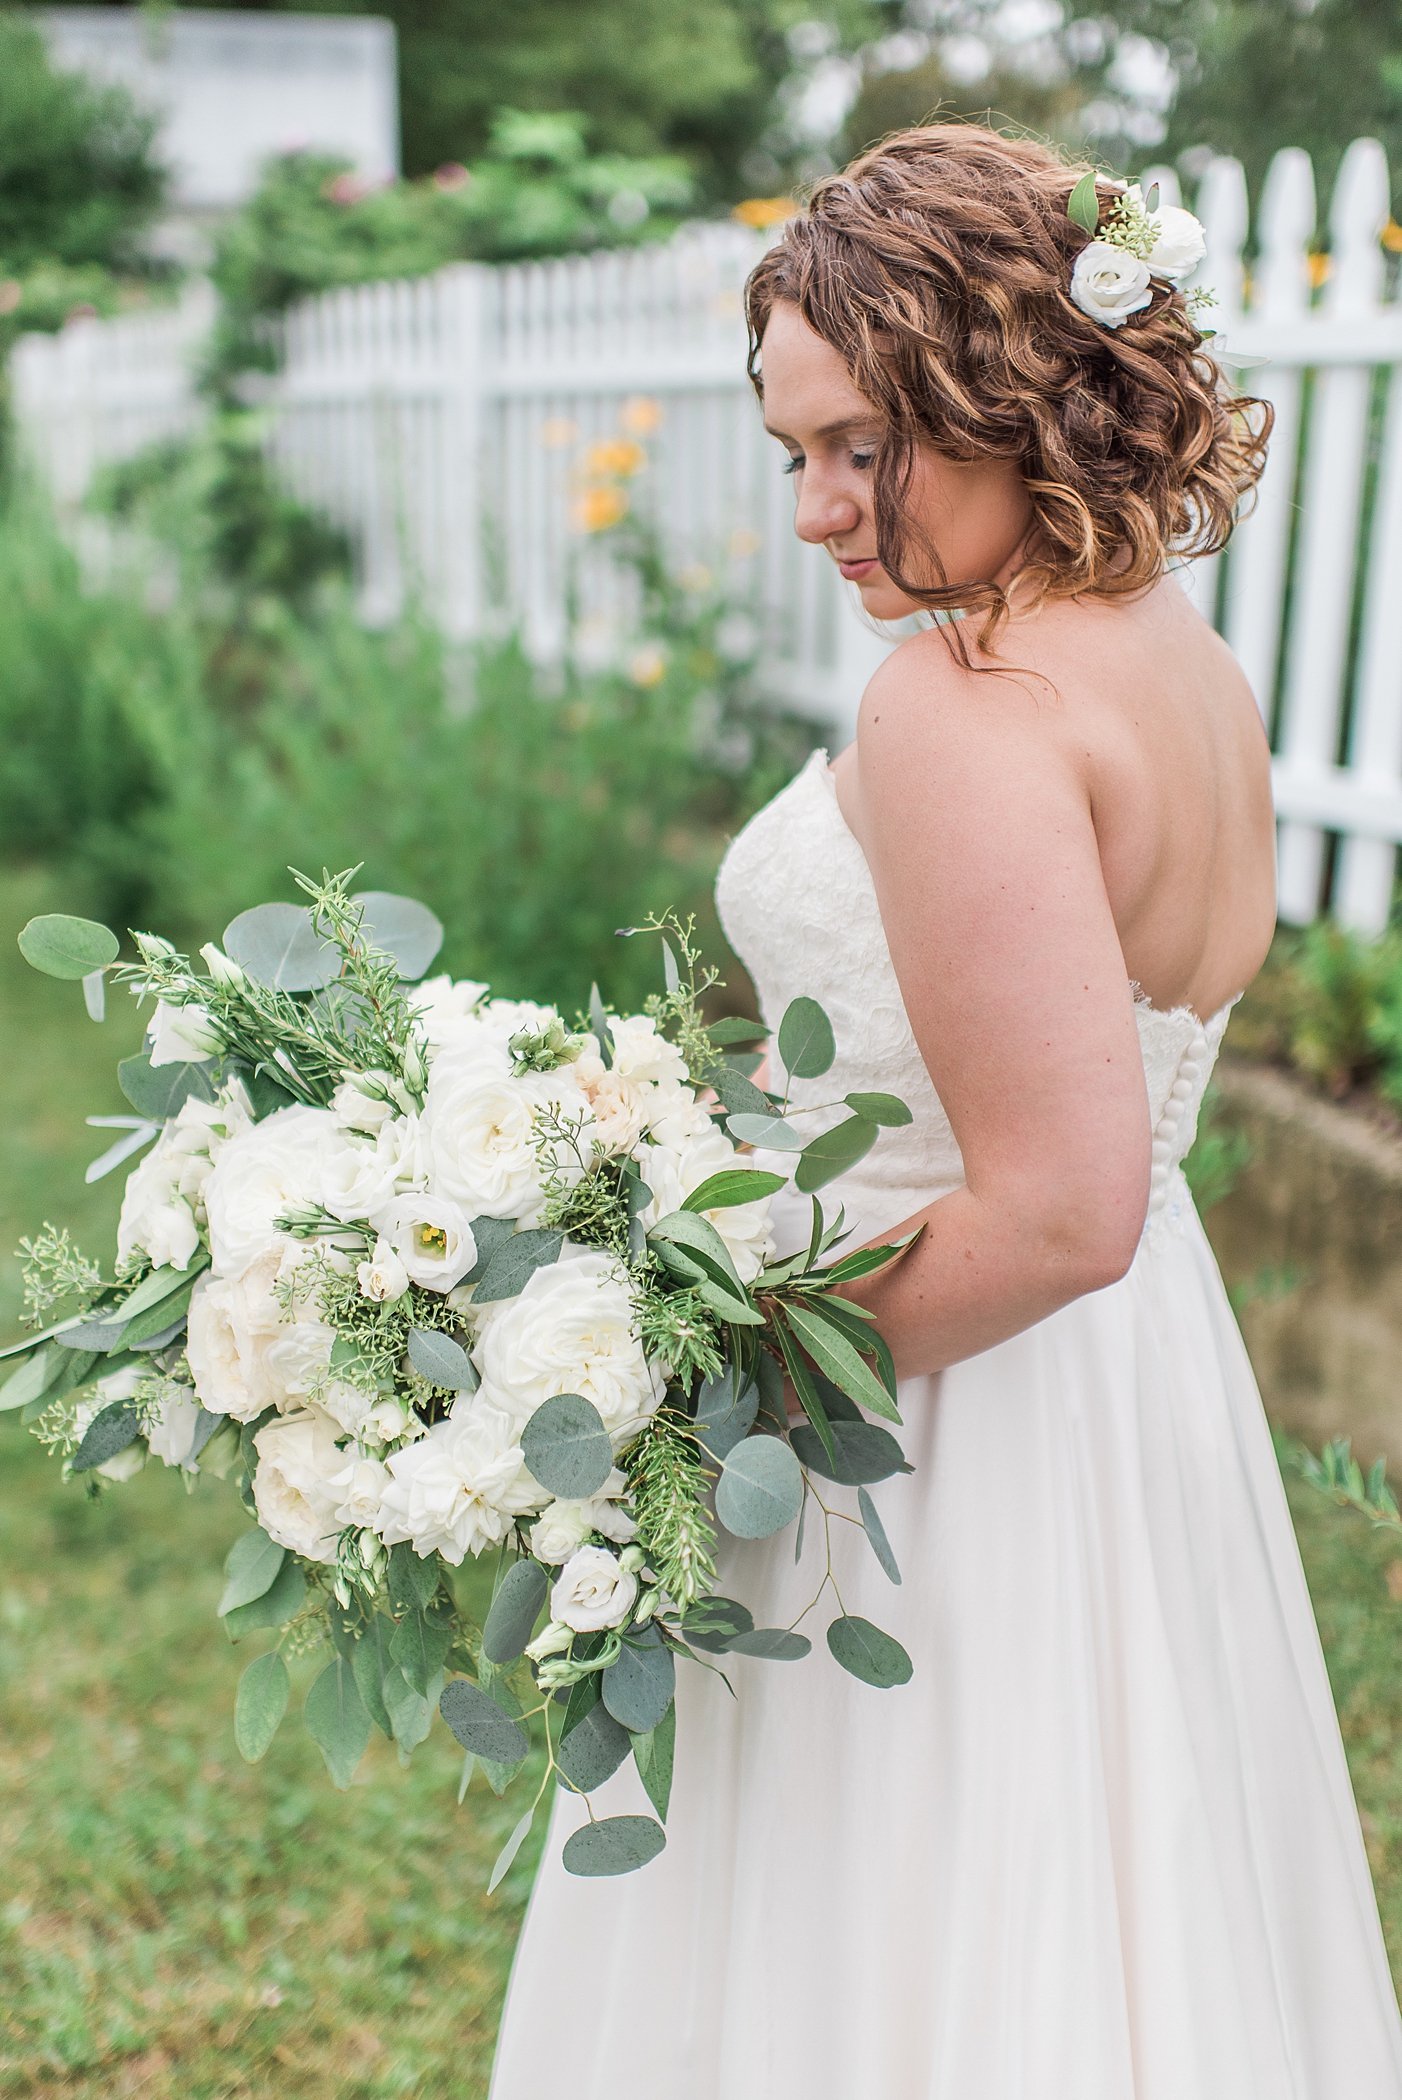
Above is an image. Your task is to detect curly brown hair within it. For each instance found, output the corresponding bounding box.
[745,125,1270,649]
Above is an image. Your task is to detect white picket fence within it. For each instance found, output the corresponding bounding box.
[12,142,1402,932]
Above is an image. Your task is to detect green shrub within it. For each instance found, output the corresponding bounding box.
[1231,919,1402,1106]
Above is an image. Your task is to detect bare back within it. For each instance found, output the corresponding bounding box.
[833,574,1276,1023]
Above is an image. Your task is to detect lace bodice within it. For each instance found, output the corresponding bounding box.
[715,748,1232,1254]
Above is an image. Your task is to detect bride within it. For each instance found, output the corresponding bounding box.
[491,127,1402,2095]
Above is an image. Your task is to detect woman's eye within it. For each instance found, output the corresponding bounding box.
[782,455,804,476]
[851,452,874,470]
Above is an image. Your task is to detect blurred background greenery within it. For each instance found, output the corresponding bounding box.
[5,0,1402,2090]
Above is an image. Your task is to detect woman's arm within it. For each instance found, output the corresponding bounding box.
[829,642,1151,1381]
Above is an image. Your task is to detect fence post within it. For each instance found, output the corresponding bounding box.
[436,266,488,641]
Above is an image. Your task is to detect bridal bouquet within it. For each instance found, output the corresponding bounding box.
[4,873,916,1884]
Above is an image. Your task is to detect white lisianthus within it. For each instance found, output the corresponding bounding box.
[319,1117,419,1224]
[1069,240,1153,327]
[1144,203,1207,281]
[474,1250,664,1444]
[328,1453,390,1528]
[147,1384,206,1468]
[550,1544,638,1632]
[421,1063,589,1222]
[147,997,224,1067]
[252,1406,345,1562]
[530,1471,636,1563]
[331,1076,398,1135]
[376,1398,544,1564]
[608,1014,689,1087]
[371,1193,476,1292]
[357,1236,410,1302]
[635,1127,776,1283]
[523,1619,573,1662]
[199,942,246,990]
[202,1106,341,1279]
[116,1140,201,1273]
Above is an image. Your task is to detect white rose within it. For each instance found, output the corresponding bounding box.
[409,974,491,1052]
[358,1236,410,1302]
[252,1406,345,1562]
[147,997,223,1067]
[116,1139,201,1273]
[608,1015,689,1087]
[635,1127,775,1284]
[530,1471,636,1563]
[376,1398,544,1564]
[1145,204,1206,281]
[424,996,558,1079]
[319,1118,419,1223]
[331,1077,397,1135]
[371,1193,476,1292]
[421,1064,588,1222]
[184,1243,314,1421]
[262,1319,335,1403]
[1069,240,1153,328]
[316,1378,379,1436]
[328,1454,390,1528]
[147,1385,205,1468]
[573,1055,651,1154]
[474,1250,664,1445]
[550,1544,637,1632]
[202,1106,341,1279]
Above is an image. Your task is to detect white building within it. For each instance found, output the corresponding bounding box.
[40,7,399,240]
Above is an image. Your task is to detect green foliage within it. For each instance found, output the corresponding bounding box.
[1182,1085,1254,1215]
[626,1409,719,1609]
[1230,921,1402,1106]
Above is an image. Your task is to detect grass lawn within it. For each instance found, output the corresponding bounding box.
[3,871,1402,2094]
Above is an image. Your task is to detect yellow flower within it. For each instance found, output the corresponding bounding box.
[1383,221,1402,255]
[619,395,663,435]
[1308,251,1332,289]
[728,527,762,560]
[628,645,667,688]
[732,197,796,230]
[539,415,579,449]
[583,438,648,479]
[677,563,713,593]
[573,484,629,534]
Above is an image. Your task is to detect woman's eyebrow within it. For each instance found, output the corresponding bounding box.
[762,418,881,442]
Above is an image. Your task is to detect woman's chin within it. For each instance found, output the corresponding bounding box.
[855,578,921,624]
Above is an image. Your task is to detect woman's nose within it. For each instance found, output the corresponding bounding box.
[792,473,862,548]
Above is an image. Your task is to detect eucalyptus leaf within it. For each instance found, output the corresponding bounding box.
[681,1169,786,1214]
[388,1541,440,1614]
[858,1486,902,1584]
[725,1112,806,1151]
[482,1557,549,1666]
[352,1614,397,1738]
[304,1654,372,1787]
[406,1327,478,1391]
[72,1400,141,1472]
[462,1214,517,1284]
[727,1627,812,1661]
[18,913,119,980]
[563,1814,667,1877]
[678,1595,754,1654]
[223,902,339,992]
[826,1615,913,1688]
[589,982,614,1066]
[84,1119,159,1184]
[489,1806,539,1894]
[777,996,835,1079]
[710,1067,774,1121]
[1067,170,1102,234]
[632,1699,676,1820]
[522,1393,613,1499]
[439,1678,531,1763]
[223,1557,306,1639]
[353,891,444,981]
[602,1630,675,1734]
[844,1091,912,1127]
[218,1527,286,1616]
[383,1663,435,1752]
[707,1016,770,1046]
[391,1605,452,1697]
[117,1054,218,1122]
[82,969,107,1022]
[472,1228,565,1304]
[0,1346,63,1413]
[556,1697,634,1792]
[791,1419,908,1486]
[794,1115,878,1194]
[716,1434,804,1540]
[693,1364,759,1462]
[234,1650,291,1762]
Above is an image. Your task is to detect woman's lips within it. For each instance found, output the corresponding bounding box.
[836,557,880,581]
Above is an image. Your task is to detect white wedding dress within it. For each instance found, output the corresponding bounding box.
[491,748,1402,2099]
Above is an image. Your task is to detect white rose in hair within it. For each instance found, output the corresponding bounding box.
[1145,204,1207,282]
[376,1398,543,1563]
[147,1385,205,1468]
[550,1544,638,1632]
[147,997,224,1067]
[1069,240,1153,328]
[635,1127,776,1283]
[475,1250,664,1443]
[530,1473,637,1563]
[319,1117,419,1223]
[421,1065,588,1222]
[252,1406,345,1562]
[371,1193,476,1292]
[608,1014,689,1088]
[357,1236,410,1302]
[203,1106,342,1279]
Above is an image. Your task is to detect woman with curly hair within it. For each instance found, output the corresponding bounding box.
[492,127,1402,2097]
